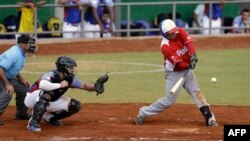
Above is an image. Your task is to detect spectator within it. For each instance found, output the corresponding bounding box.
[16,0,46,37]
[0,23,7,39]
[45,16,62,38]
[233,8,250,33]
[151,13,169,35]
[58,0,82,39]
[0,34,37,126]
[101,8,115,37]
[3,15,18,39]
[80,0,114,38]
[0,23,6,33]
[192,4,205,34]
[203,0,224,35]
[168,12,189,29]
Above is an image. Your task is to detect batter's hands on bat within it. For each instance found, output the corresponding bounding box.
[190,54,198,69]
[94,73,109,96]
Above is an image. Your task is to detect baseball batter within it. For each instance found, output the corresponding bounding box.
[25,56,109,132]
[135,19,218,127]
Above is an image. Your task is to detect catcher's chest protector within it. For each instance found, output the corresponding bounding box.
[49,71,72,102]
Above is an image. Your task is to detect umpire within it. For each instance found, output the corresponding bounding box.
[0,34,37,125]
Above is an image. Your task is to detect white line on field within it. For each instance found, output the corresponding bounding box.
[23,61,164,75]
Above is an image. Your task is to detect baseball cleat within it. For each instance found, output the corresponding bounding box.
[27,124,41,132]
[207,114,218,127]
[208,119,218,127]
[135,115,144,125]
[43,118,63,126]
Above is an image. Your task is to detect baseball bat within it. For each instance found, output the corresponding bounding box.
[170,68,190,95]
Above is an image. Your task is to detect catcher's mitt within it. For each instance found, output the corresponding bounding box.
[94,73,109,96]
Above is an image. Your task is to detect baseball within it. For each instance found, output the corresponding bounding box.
[211,77,217,82]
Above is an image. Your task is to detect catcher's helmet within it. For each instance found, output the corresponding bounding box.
[17,34,37,54]
[56,56,77,79]
[159,19,178,39]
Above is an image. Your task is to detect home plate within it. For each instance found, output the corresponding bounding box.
[164,128,199,133]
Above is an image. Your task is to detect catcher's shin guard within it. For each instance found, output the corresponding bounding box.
[49,99,81,122]
[200,105,218,126]
[29,92,50,126]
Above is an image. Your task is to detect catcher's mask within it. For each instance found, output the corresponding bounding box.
[56,56,77,79]
[159,19,178,39]
[17,34,38,54]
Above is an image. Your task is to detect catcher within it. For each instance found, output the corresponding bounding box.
[24,56,109,132]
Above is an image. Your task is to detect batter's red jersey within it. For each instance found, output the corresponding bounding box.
[160,28,196,71]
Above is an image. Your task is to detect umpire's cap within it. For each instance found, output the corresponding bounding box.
[17,34,31,44]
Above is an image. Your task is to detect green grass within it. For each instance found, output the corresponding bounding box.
[10,48,250,106]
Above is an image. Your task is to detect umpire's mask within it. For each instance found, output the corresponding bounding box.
[28,37,38,54]
[17,34,38,54]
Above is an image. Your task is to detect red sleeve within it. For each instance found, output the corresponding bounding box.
[174,62,189,71]
[179,28,196,55]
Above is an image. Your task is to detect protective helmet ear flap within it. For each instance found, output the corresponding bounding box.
[55,56,62,70]
[159,21,168,38]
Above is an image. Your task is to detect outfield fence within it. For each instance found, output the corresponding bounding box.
[0,0,249,38]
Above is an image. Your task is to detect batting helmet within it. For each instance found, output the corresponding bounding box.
[17,34,37,54]
[56,56,77,80]
[159,19,178,39]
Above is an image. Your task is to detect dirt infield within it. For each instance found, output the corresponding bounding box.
[0,35,250,140]
[1,104,250,140]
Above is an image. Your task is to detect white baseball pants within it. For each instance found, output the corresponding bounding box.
[25,90,71,116]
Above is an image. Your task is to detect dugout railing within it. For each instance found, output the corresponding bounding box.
[0,0,249,38]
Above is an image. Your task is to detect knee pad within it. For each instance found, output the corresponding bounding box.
[46,99,81,122]
[68,99,81,114]
[40,92,52,101]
